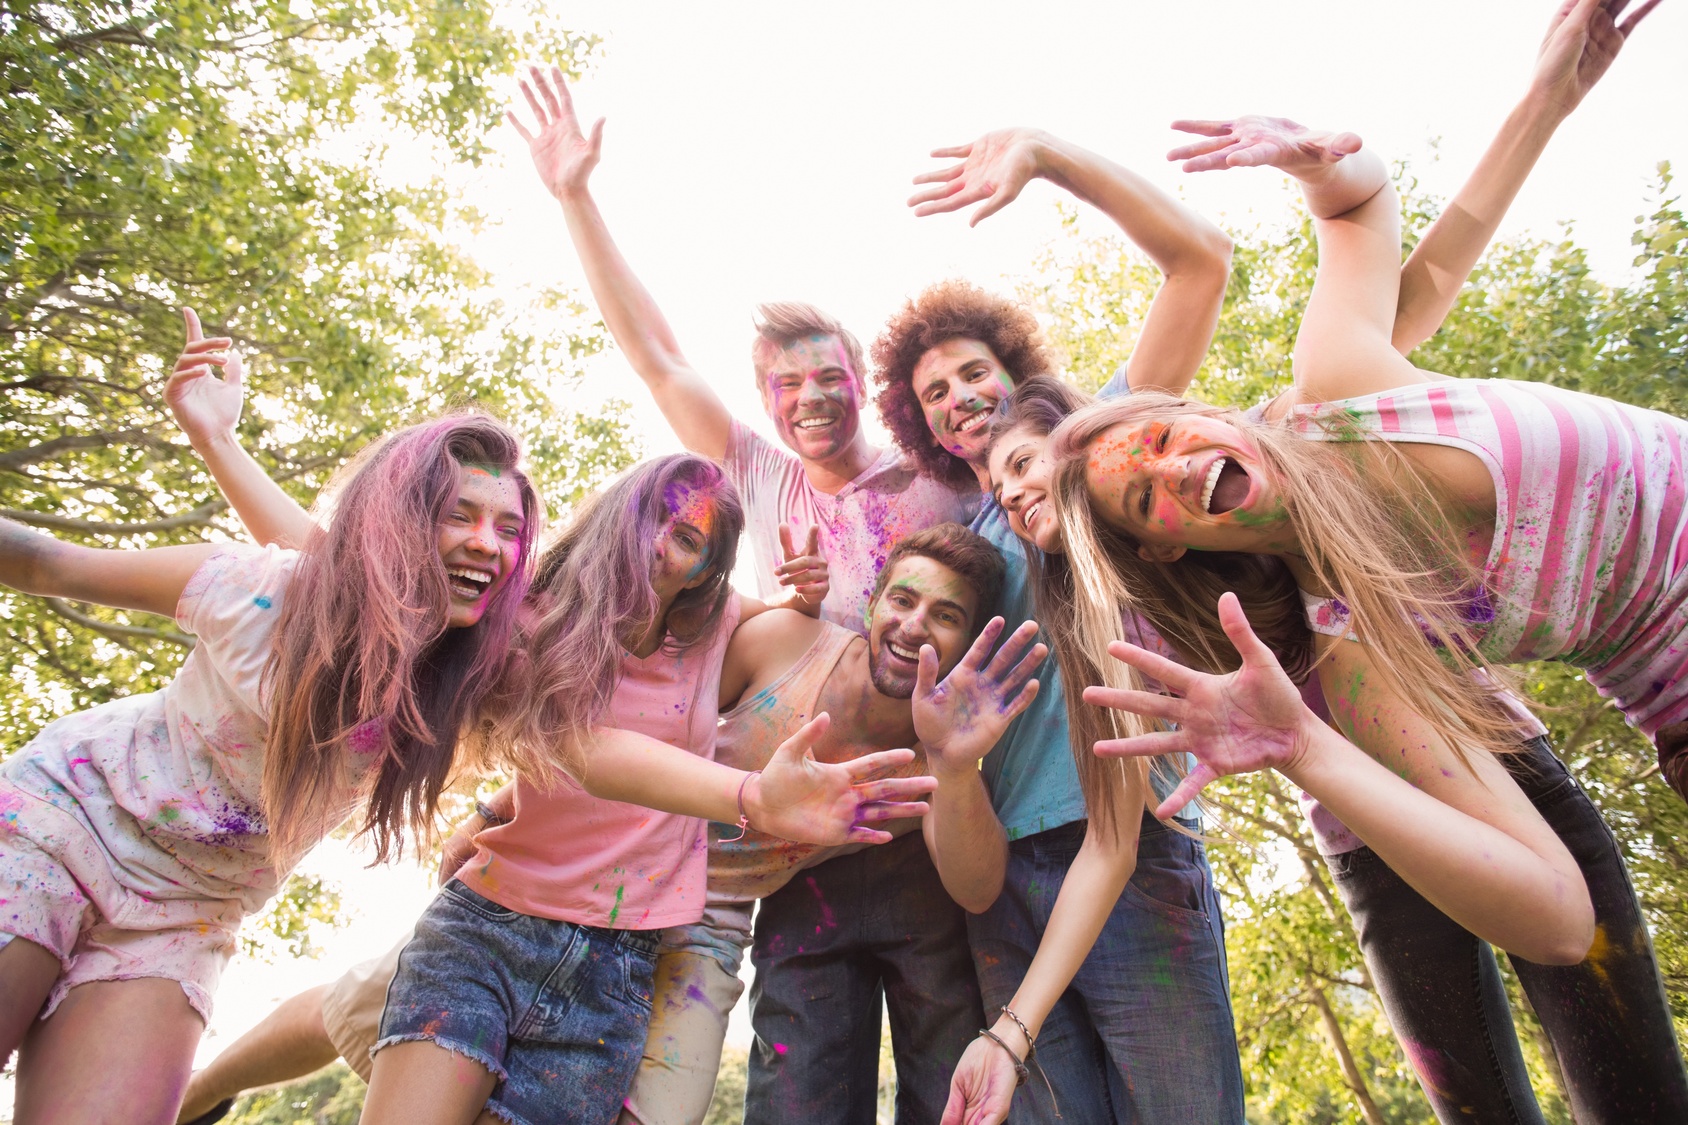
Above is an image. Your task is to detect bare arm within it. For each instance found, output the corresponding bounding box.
[941,809,1144,1125]
[911,129,1232,395]
[578,715,936,846]
[166,308,317,548]
[1089,593,1595,966]
[1394,0,1660,351]
[0,518,220,620]
[509,66,732,459]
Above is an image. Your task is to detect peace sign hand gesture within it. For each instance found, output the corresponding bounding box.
[508,64,604,201]
[775,522,829,608]
[1082,593,1315,818]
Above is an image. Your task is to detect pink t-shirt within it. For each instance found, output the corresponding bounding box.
[456,597,742,930]
[725,420,979,635]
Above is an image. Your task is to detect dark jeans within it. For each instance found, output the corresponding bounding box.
[967,815,1245,1124]
[745,831,984,1125]
[1328,737,1688,1125]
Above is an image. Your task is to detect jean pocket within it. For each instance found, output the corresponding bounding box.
[441,879,520,923]
[1122,835,1211,924]
[619,943,657,1015]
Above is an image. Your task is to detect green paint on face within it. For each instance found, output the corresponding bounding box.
[463,463,502,478]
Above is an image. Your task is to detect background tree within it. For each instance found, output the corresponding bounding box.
[0,0,638,959]
[1025,165,1686,1123]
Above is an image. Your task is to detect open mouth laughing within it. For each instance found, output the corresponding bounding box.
[446,565,497,600]
[1199,456,1251,515]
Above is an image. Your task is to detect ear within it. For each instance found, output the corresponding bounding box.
[1136,542,1187,563]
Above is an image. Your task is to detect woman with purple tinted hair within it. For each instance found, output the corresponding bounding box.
[0,309,541,1123]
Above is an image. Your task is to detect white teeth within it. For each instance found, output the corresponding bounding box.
[1202,458,1226,514]
[447,566,493,589]
[1025,502,1042,527]
[887,642,920,661]
[956,411,989,435]
[796,418,833,429]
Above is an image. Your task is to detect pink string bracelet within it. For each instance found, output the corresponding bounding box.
[719,769,762,843]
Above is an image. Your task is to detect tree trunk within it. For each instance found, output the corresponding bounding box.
[1305,973,1389,1125]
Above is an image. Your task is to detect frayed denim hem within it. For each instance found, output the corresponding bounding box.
[370,1030,511,1085]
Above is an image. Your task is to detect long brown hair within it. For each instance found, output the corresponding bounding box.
[480,454,744,784]
[1047,393,1525,768]
[264,413,539,866]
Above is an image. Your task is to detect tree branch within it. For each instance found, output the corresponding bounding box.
[43,598,194,648]
[0,500,226,535]
[0,429,161,472]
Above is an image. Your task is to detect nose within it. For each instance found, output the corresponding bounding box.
[1000,477,1025,512]
[797,377,827,405]
[464,519,499,557]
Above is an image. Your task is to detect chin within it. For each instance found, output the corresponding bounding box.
[868,666,916,700]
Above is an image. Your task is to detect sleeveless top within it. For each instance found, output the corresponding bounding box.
[458,597,742,930]
[705,619,878,903]
[1290,379,1688,738]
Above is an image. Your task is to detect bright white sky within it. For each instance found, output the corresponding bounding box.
[6,0,1684,1113]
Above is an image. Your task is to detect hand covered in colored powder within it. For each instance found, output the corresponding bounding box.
[1167,116,1361,178]
[748,713,938,845]
[774,522,829,608]
[1085,592,1313,818]
[166,307,244,450]
[941,1032,1020,1125]
[908,127,1050,226]
[1530,0,1660,116]
[913,618,1045,774]
[507,64,602,201]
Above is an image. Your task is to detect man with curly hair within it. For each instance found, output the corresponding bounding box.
[873,127,1247,1124]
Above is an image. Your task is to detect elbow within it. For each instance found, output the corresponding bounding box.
[1513,893,1596,968]
[959,884,1003,915]
[1168,228,1233,293]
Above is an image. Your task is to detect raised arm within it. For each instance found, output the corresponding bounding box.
[1087,593,1595,966]
[1394,0,1661,351]
[578,714,937,846]
[166,308,317,549]
[910,129,1232,395]
[0,518,219,620]
[509,66,732,459]
[912,618,1045,912]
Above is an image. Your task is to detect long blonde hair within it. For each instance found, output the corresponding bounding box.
[1047,393,1526,765]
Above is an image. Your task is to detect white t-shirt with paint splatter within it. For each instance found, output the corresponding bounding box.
[0,543,327,929]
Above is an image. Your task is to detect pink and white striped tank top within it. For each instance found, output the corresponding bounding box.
[1294,378,1688,737]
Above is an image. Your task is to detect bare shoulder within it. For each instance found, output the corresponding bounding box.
[721,608,828,708]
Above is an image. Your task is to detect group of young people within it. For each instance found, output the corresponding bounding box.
[2,1,1683,1123]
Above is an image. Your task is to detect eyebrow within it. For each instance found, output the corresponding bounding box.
[889,581,968,619]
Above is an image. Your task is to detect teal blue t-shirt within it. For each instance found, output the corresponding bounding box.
[973,499,1090,841]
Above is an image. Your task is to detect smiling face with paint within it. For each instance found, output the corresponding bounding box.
[988,423,1062,554]
[439,464,527,628]
[865,556,980,699]
[1083,414,1288,560]
[911,338,1017,474]
[759,334,865,465]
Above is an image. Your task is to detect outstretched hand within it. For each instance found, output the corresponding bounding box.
[508,64,604,201]
[1082,593,1312,817]
[1532,0,1659,116]
[941,1035,1019,1125]
[748,713,938,845]
[908,128,1047,226]
[775,522,829,607]
[1168,116,1362,177]
[165,307,244,449]
[914,617,1045,772]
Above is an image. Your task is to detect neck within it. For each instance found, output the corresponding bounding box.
[800,434,880,495]
[968,459,991,493]
[626,594,678,658]
[832,640,919,744]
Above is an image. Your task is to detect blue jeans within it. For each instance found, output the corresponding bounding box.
[1327,737,1688,1124]
[746,831,984,1125]
[967,815,1245,1124]
[377,879,661,1125]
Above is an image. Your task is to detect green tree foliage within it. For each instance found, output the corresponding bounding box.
[0,1,636,755]
[1026,166,1687,1123]
[223,1062,364,1125]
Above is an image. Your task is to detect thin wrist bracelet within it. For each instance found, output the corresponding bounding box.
[720,769,762,843]
[977,1028,1029,1089]
[473,800,509,827]
[998,1006,1062,1118]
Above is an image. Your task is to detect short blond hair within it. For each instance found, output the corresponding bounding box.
[751,301,866,388]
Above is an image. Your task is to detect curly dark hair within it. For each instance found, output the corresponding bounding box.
[871,280,1057,482]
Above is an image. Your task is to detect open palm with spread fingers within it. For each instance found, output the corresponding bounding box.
[1532,0,1661,115]
[914,617,1046,770]
[750,713,938,845]
[508,64,604,201]
[165,307,244,448]
[1168,116,1362,177]
[1083,592,1314,818]
[909,128,1047,226]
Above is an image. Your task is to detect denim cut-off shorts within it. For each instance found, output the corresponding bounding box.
[375,878,660,1125]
